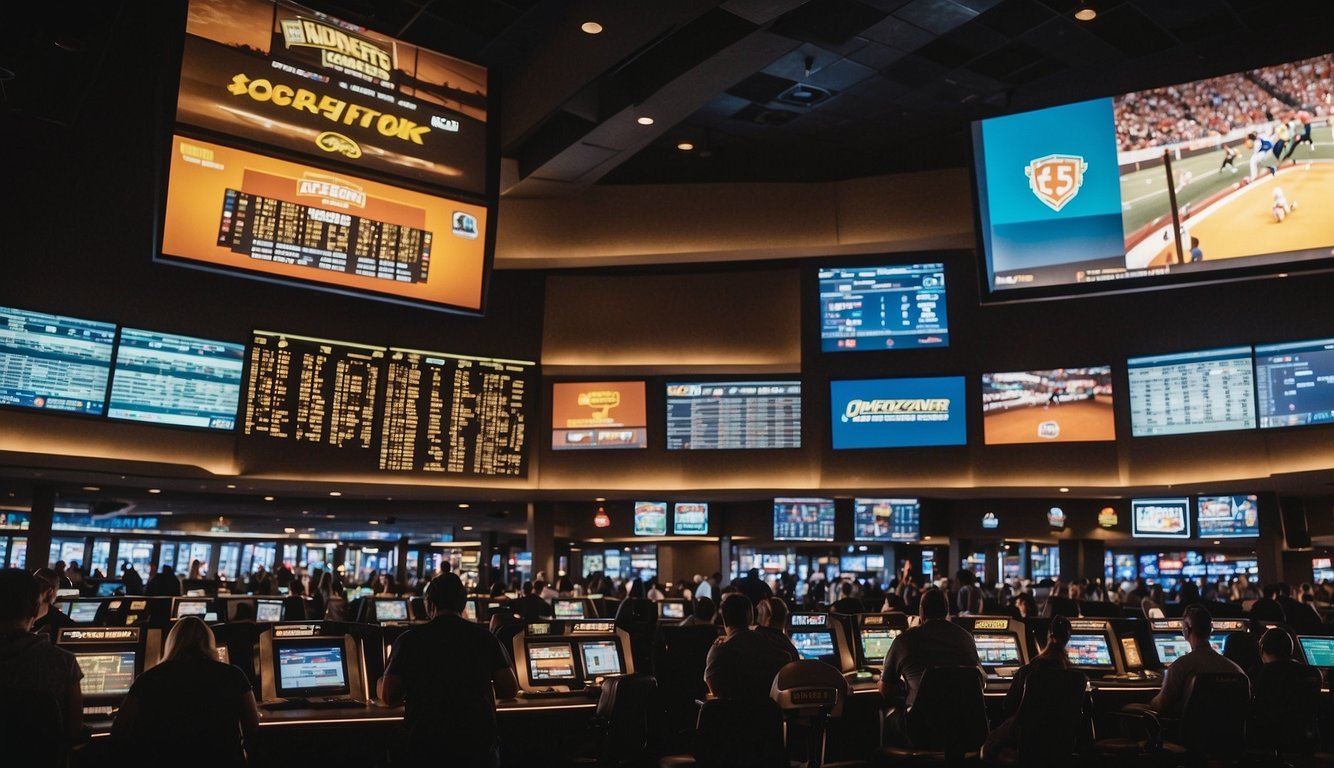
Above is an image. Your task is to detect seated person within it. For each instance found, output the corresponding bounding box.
[111,617,257,764]
[755,597,798,658]
[830,581,864,615]
[513,580,553,621]
[1146,605,1247,718]
[0,568,84,744]
[704,594,795,700]
[680,597,716,626]
[981,616,1081,759]
[30,568,75,640]
[1250,627,1322,755]
[380,573,520,768]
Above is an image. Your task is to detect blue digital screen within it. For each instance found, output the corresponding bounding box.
[853,498,920,542]
[1255,338,1334,428]
[108,328,246,430]
[818,263,948,351]
[830,377,967,449]
[1196,495,1259,538]
[0,305,116,415]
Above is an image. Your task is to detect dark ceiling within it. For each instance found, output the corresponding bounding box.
[4,0,1333,189]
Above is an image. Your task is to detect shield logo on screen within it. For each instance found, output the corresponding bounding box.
[1024,154,1088,212]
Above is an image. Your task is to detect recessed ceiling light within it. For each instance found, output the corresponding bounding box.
[329,491,342,497]
[82,486,100,492]
[676,141,694,151]
[1059,487,1070,493]
[458,503,470,509]
[1074,5,1097,21]
[636,116,654,126]
[580,21,603,35]
[263,496,275,502]
[147,488,161,494]
[923,536,933,541]
[595,497,606,502]
[369,520,380,525]
[225,484,236,489]
[284,527,296,534]
[463,525,474,531]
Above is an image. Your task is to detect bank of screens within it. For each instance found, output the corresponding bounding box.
[77,651,137,696]
[1127,347,1256,436]
[69,601,102,623]
[276,643,349,696]
[1299,636,1334,667]
[0,305,116,416]
[818,263,949,351]
[174,600,209,618]
[554,600,585,619]
[551,381,648,450]
[1255,338,1334,428]
[165,0,493,313]
[528,644,577,682]
[854,498,920,541]
[374,600,409,622]
[255,600,285,623]
[1067,634,1114,667]
[107,328,245,430]
[665,381,801,450]
[1132,498,1191,538]
[1196,495,1259,538]
[982,367,1114,444]
[658,601,686,620]
[790,631,838,665]
[580,640,622,677]
[859,628,900,664]
[973,53,1334,300]
[830,377,967,449]
[673,503,709,535]
[1153,635,1192,666]
[974,633,1022,665]
[774,498,836,541]
[633,502,668,536]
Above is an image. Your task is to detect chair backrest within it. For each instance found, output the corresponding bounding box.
[0,689,65,768]
[695,698,786,768]
[1178,673,1250,757]
[1251,662,1323,755]
[906,666,988,756]
[595,674,658,761]
[1014,667,1090,764]
[770,660,848,719]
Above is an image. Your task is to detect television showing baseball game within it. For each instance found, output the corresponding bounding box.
[974,53,1334,300]
[829,377,967,449]
[818,263,948,351]
[982,367,1114,444]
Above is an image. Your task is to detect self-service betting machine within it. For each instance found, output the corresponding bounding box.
[57,626,162,719]
[511,619,634,696]
[953,616,1030,681]
[257,623,371,709]
[785,613,855,672]
[848,612,908,682]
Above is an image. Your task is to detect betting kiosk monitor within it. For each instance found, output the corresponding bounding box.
[258,628,367,705]
[955,617,1029,678]
[554,599,587,619]
[57,627,162,718]
[68,600,103,624]
[657,599,688,621]
[852,613,908,674]
[785,613,854,672]
[1298,636,1334,668]
[1208,619,1250,654]
[172,597,211,619]
[512,620,634,695]
[1149,620,1193,668]
[255,599,286,623]
[1067,634,1116,669]
[372,598,412,625]
[96,581,127,597]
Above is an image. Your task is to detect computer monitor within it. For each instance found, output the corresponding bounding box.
[973,633,1023,666]
[790,631,838,666]
[858,628,900,666]
[96,581,125,597]
[526,643,577,683]
[580,640,623,677]
[1208,634,1229,654]
[1298,636,1334,667]
[274,642,351,698]
[1153,634,1193,666]
[255,600,285,623]
[68,601,101,624]
[374,599,410,622]
[174,599,209,618]
[554,599,586,619]
[1067,634,1114,668]
[76,651,137,697]
[658,601,685,620]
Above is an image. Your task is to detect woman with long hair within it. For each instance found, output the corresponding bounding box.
[112,616,258,764]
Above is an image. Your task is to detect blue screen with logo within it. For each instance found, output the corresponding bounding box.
[830,377,967,449]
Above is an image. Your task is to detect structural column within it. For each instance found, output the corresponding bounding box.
[28,484,55,571]
[527,502,555,583]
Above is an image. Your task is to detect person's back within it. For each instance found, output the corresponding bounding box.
[705,594,793,700]
[0,568,84,744]
[113,617,255,764]
[515,581,553,621]
[1150,605,1246,718]
[830,581,863,614]
[735,569,773,608]
[1251,628,1321,754]
[754,597,799,660]
[880,589,982,707]
[380,573,519,767]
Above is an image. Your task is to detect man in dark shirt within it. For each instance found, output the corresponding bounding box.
[755,597,799,658]
[879,588,983,707]
[379,573,519,768]
[680,597,716,626]
[146,565,183,597]
[513,580,553,621]
[1148,605,1246,718]
[705,594,795,700]
[1251,627,1322,754]
[31,568,75,640]
[0,568,84,743]
[830,581,864,614]
[732,568,773,609]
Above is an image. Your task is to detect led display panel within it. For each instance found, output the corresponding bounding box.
[1127,347,1256,436]
[633,502,668,536]
[818,263,948,351]
[665,381,801,450]
[673,503,708,535]
[982,367,1114,444]
[108,328,245,430]
[774,498,836,542]
[551,381,647,450]
[1131,498,1191,538]
[0,305,116,416]
[830,377,966,449]
[1196,495,1259,538]
[853,498,920,542]
[1255,337,1334,428]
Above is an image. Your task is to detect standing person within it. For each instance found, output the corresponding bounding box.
[0,568,84,744]
[146,565,182,597]
[733,567,773,608]
[1218,143,1239,174]
[111,616,257,764]
[378,573,520,767]
[121,563,144,595]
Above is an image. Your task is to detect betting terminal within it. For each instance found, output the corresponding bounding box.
[511,619,633,697]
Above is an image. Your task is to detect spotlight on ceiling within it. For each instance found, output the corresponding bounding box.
[1074,3,1097,21]
[580,21,603,35]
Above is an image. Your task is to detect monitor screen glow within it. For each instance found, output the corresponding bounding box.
[255,600,285,623]
[818,263,949,351]
[1153,635,1192,666]
[77,651,137,696]
[108,328,245,430]
[982,367,1114,444]
[974,633,1022,665]
[773,498,836,542]
[830,377,967,449]
[1196,495,1259,538]
[673,503,709,535]
[554,600,585,619]
[790,631,837,665]
[1256,338,1334,428]
[633,502,668,536]
[551,381,647,450]
[375,600,409,622]
[0,305,116,416]
[527,644,576,682]
[1299,636,1334,667]
[853,498,920,542]
[1127,347,1256,436]
[580,640,622,677]
[69,601,101,623]
[276,644,348,695]
[1131,498,1191,538]
[665,381,801,450]
[1067,634,1114,667]
[859,628,900,664]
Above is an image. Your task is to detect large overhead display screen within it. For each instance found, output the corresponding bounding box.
[974,53,1334,299]
[551,381,647,450]
[818,264,948,351]
[1255,337,1334,428]
[108,329,246,430]
[0,306,116,416]
[665,381,801,450]
[1126,347,1256,436]
[162,0,493,312]
[982,367,1114,444]
[829,377,966,449]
